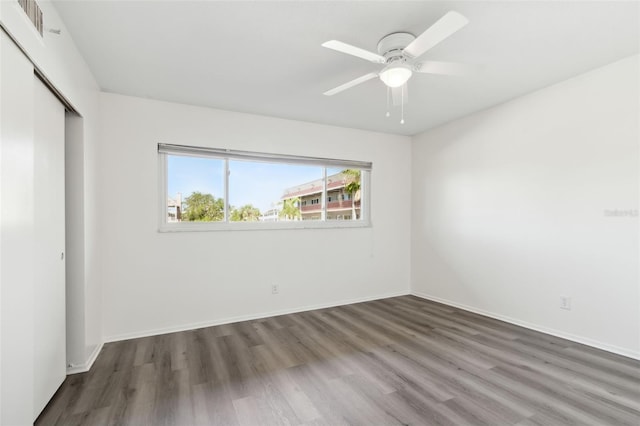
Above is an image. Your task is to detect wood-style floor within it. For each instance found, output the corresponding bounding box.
[36,296,640,426]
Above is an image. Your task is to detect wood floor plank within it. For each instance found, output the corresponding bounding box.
[251,344,322,423]
[192,381,239,426]
[36,296,640,425]
[433,327,640,410]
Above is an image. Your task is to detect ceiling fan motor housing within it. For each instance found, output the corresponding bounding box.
[377,32,416,62]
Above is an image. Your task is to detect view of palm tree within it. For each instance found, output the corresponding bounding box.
[342,169,362,220]
[278,197,301,221]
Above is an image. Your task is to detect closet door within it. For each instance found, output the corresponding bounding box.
[33,75,66,419]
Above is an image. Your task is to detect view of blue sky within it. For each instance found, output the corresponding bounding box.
[167,155,323,212]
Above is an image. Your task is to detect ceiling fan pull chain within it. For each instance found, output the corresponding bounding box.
[386,86,391,117]
[400,84,405,124]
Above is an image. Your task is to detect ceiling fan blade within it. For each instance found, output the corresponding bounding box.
[391,84,408,106]
[414,60,475,76]
[404,11,469,58]
[323,73,378,96]
[322,40,386,64]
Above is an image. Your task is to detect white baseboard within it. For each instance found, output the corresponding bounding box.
[69,290,638,375]
[104,290,410,343]
[66,341,104,375]
[411,291,640,361]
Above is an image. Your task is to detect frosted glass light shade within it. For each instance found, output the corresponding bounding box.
[379,66,412,88]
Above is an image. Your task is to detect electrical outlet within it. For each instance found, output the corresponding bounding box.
[271,284,279,295]
[560,296,572,310]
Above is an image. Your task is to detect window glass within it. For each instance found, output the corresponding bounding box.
[161,145,370,229]
[167,155,225,222]
[229,160,322,222]
[326,167,363,221]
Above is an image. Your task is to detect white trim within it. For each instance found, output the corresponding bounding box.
[362,168,371,224]
[158,218,372,232]
[411,291,640,361]
[321,166,327,221]
[223,158,229,221]
[104,290,409,343]
[69,291,638,375]
[157,143,373,170]
[66,342,104,375]
[158,152,168,227]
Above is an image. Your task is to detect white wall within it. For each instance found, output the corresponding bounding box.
[98,93,412,341]
[411,55,639,359]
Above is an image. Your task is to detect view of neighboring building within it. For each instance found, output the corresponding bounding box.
[167,193,182,222]
[281,171,360,220]
[259,207,281,222]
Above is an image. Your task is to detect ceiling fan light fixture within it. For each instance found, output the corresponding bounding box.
[379,64,412,88]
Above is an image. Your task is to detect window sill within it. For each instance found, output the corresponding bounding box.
[158,220,372,233]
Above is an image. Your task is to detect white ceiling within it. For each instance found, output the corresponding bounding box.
[52,1,639,136]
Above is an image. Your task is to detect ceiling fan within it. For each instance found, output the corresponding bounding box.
[322,10,470,117]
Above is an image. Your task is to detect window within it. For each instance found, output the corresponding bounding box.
[158,144,371,231]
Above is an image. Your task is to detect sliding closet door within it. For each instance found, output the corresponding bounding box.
[33,75,66,419]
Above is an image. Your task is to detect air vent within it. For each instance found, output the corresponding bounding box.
[18,0,43,36]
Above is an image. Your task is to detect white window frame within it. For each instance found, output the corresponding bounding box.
[158,143,372,232]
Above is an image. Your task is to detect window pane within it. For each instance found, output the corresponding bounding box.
[326,167,363,221]
[228,160,322,222]
[167,154,225,222]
